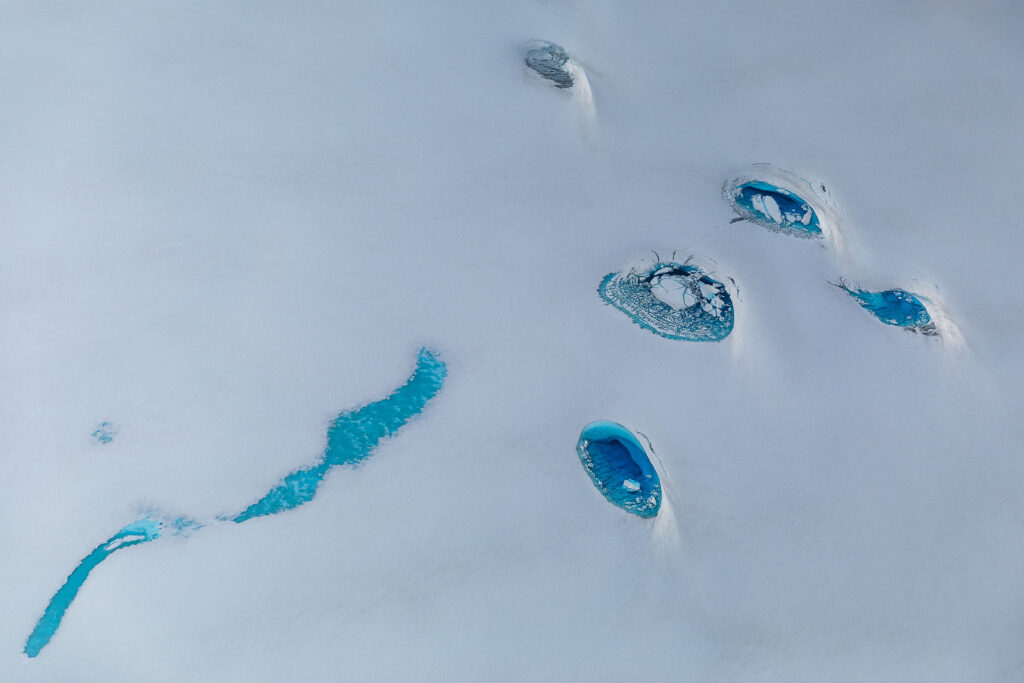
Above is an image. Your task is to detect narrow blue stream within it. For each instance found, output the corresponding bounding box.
[25,348,446,658]
[233,348,447,522]
[24,519,162,657]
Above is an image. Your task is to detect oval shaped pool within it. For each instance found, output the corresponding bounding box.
[599,260,734,342]
[577,421,661,517]
[727,180,822,238]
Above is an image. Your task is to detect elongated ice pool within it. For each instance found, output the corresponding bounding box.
[25,348,446,658]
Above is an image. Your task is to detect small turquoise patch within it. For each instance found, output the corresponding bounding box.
[24,518,162,657]
[91,422,116,444]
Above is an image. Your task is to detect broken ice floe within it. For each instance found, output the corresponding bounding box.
[523,40,575,89]
[729,180,821,236]
[577,421,661,518]
[599,260,735,341]
[724,165,837,240]
[834,280,937,335]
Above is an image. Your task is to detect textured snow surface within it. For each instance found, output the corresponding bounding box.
[2,1,1024,681]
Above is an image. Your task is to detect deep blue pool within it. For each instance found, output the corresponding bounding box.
[599,261,734,341]
[577,421,661,517]
[26,348,446,658]
[729,180,822,237]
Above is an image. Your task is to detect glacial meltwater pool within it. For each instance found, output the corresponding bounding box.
[727,180,822,238]
[836,283,936,334]
[576,421,661,517]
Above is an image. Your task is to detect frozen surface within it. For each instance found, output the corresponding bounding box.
[2,1,1024,681]
[599,261,735,341]
[576,420,661,517]
[523,40,574,89]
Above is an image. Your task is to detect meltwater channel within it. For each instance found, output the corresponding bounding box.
[25,348,446,658]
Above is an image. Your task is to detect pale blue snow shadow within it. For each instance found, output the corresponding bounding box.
[728,180,822,238]
[835,282,936,334]
[91,422,116,444]
[24,518,162,657]
[599,261,734,341]
[524,41,574,89]
[25,348,446,657]
[577,421,661,518]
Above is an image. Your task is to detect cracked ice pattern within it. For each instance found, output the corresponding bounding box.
[599,261,734,341]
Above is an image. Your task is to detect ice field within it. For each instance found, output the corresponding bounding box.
[2,1,1024,680]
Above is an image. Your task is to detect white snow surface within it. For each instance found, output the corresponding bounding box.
[2,1,1024,681]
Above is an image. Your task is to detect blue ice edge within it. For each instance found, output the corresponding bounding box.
[599,261,734,341]
[577,421,661,517]
[25,348,446,658]
[834,282,937,334]
[728,180,822,238]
